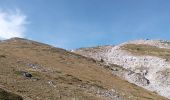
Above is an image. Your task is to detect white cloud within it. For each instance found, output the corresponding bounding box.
[0,9,27,39]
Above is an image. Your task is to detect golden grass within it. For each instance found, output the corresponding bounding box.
[122,44,170,60]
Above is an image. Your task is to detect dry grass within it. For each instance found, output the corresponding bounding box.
[0,38,167,100]
[121,44,170,60]
[0,88,23,100]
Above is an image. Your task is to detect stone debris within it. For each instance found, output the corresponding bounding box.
[48,81,56,87]
[74,39,170,99]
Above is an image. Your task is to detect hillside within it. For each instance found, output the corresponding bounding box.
[0,88,23,100]
[74,39,170,99]
[0,38,167,100]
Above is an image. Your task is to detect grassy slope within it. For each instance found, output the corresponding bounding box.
[0,38,167,100]
[0,88,23,100]
[121,44,170,60]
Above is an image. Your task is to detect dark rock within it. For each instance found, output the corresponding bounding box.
[100,59,104,62]
[21,71,32,78]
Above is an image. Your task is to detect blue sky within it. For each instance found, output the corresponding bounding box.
[0,0,170,49]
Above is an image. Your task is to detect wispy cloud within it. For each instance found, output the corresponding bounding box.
[0,9,27,39]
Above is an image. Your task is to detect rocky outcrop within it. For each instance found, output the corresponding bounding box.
[74,39,170,99]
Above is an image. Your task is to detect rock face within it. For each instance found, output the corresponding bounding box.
[74,39,170,99]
